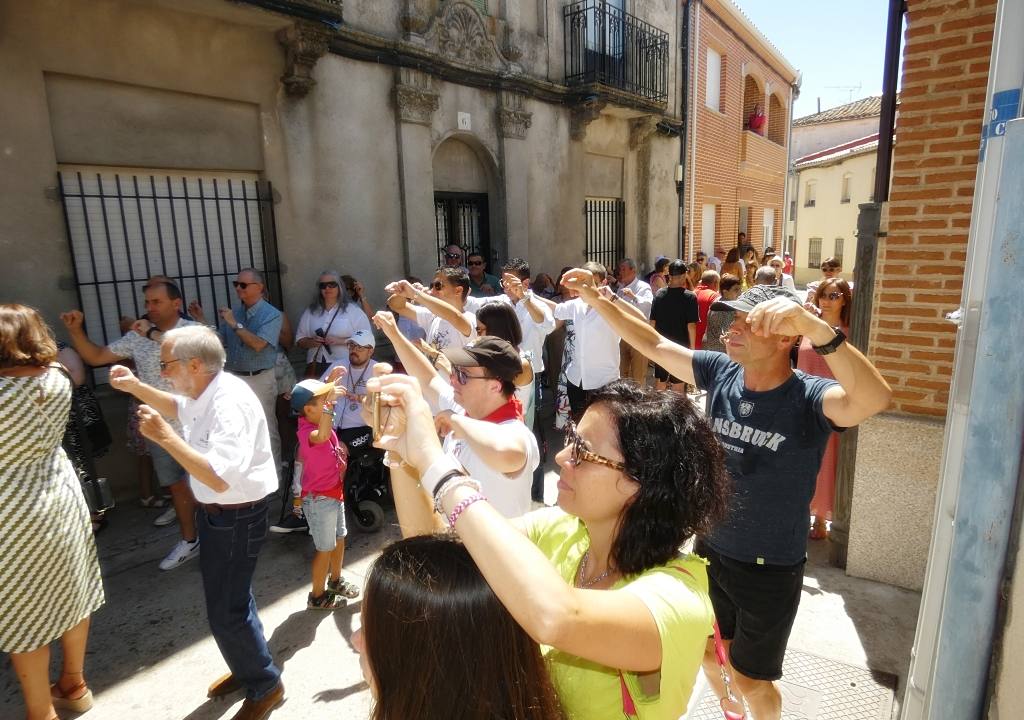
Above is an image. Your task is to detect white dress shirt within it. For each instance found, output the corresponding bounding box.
[553,298,621,390]
[465,293,554,372]
[617,277,654,319]
[175,372,279,504]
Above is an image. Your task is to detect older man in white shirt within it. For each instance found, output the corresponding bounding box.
[615,258,654,384]
[109,326,283,720]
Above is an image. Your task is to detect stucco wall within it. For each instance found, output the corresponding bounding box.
[791,151,875,285]
[791,116,879,159]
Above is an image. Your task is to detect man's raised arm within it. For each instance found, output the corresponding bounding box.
[562,269,697,386]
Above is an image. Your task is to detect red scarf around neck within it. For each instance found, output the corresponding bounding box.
[481,395,523,424]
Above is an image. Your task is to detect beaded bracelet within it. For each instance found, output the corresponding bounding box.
[433,476,482,516]
[447,493,486,528]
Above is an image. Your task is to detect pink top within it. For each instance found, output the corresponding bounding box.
[296,417,347,499]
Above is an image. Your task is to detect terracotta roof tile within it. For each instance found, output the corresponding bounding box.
[794,95,898,127]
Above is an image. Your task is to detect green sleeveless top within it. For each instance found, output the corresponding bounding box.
[523,508,713,720]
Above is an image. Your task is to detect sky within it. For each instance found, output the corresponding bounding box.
[731,0,894,120]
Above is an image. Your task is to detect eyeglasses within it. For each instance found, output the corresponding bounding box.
[430,280,445,291]
[445,252,462,260]
[564,421,633,477]
[451,366,496,385]
[821,291,843,300]
[467,260,484,266]
[159,359,182,371]
[822,267,840,273]
[233,281,260,289]
[319,281,339,290]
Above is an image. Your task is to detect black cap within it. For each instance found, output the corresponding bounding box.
[668,259,687,276]
[711,285,802,313]
[443,336,522,382]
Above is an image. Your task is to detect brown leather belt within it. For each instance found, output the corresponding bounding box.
[202,497,267,516]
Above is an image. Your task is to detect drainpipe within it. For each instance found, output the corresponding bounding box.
[687,0,701,260]
[781,73,800,253]
[677,0,691,258]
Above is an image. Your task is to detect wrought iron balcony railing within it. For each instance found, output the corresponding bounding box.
[564,0,669,104]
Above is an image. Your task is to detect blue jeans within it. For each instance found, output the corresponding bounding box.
[198,498,281,700]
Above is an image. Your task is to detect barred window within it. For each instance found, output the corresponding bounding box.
[834,238,845,267]
[808,237,822,268]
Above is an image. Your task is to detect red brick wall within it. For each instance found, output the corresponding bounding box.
[687,4,791,257]
[870,0,995,416]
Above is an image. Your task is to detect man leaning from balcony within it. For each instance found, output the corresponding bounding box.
[557,269,892,720]
[108,326,283,720]
[615,257,654,384]
[60,278,203,571]
[189,268,283,473]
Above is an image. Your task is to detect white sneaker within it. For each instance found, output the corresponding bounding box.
[153,507,178,527]
[159,539,200,571]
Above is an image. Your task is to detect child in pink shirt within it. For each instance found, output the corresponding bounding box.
[290,379,360,609]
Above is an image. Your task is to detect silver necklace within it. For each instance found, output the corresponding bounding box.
[576,549,613,588]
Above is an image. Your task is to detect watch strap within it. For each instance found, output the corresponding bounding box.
[812,327,847,355]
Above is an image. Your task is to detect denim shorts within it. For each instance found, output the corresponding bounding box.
[302,495,347,552]
[146,439,186,488]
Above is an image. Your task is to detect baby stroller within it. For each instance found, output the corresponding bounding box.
[338,426,392,533]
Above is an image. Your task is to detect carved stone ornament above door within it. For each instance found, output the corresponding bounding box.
[422,1,520,75]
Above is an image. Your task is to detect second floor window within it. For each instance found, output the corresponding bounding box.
[706,48,722,111]
[805,182,816,208]
[834,238,845,267]
[841,174,852,203]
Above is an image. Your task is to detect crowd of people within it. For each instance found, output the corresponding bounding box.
[0,237,883,720]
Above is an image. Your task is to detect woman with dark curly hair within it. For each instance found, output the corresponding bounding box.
[370,373,731,719]
[355,534,563,719]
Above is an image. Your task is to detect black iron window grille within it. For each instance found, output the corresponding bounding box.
[434,193,491,269]
[808,237,823,269]
[564,0,670,103]
[584,199,625,272]
[58,169,282,370]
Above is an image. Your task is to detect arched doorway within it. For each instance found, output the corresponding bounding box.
[742,75,763,132]
[432,135,497,269]
[768,93,785,145]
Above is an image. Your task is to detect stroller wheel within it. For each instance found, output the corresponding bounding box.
[353,500,385,533]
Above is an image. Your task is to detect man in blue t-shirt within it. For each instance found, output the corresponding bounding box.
[556,273,892,720]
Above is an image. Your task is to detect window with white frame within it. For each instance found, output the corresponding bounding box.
[808,237,822,268]
[804,181,816,207]
[762,208,775,250]
[706,48,722,111]
[841,173,852,203]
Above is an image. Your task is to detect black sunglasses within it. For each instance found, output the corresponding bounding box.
[445,252,462,260]
[319,281,340,290]
[467,260,484,266]
[822,291,843,300]
[430,280,445,291]
[451,366,496,385]
[233,281,260,289]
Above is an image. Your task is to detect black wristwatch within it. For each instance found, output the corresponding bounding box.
[145,326,159,341]
[812,327,847,355]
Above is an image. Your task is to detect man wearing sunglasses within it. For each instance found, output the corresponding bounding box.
[558,270,892,720]
[386,267,476,352]
[60,279,204,570]
[190,268,283,475]
[443,243,465,269]
[466,252,500,297]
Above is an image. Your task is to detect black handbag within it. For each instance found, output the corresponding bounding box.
[58,367,116,513]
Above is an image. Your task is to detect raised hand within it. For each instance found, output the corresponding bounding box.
[362,373,443,473]
[108,364,139,394]
[372,310,399,337]
[746,297,823,338]
[131,319,154,337]
[560,268,601,303]
[218,307,237,327]
[137,404,174,445]
[326,364,348,384]
[188,300,206,323]
[60,310,85,330]
[501,273,525,301]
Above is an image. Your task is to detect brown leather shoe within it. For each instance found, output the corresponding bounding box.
[207,673,242,698]
[230,682,284,720]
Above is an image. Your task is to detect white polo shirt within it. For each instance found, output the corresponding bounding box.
[617,277,654,319]
[412,305,476,351]
[465,293,554,372]
[553,298,621,390]
[443,420,537,519]
[174,372,278,504]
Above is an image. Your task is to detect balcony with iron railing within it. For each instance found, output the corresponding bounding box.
[563,0,670,105]
[233,0,343,26]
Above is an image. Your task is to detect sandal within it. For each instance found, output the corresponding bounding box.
[308,591,346,610]
[139,495,169,509]
[327,576,361,599]
[51,680,94,713]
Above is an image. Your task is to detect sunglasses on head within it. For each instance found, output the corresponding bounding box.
[564,421,634,478]
[319,281,339,290]
[451,366,496,385]
[467,260,484,266]
[233,281,260,289]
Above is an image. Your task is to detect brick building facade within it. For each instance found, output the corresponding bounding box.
[869,0,995,416]
[685,0,798,261]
